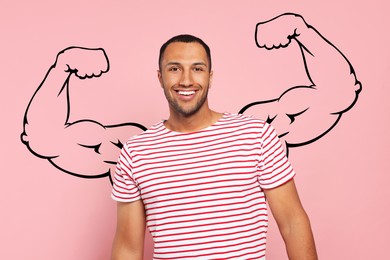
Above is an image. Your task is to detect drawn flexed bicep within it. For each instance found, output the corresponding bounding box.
[22,47,110,154]
[45,121,145,178]
[241,13,361,154]
[22,47,146,179]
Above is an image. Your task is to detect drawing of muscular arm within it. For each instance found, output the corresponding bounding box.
[21,47,146,181]
[240,13,362,154]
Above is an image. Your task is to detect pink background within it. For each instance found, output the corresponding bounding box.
[1,0,389,259]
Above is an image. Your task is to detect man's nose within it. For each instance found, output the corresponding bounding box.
[179,70,193,87]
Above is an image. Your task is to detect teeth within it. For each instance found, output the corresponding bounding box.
[178,90,195,96]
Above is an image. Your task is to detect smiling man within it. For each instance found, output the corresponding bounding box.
[111,34,317,260]
[158,37,221,132]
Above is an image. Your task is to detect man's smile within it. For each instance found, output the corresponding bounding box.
[177,90,196,96]
[173,88,198,101]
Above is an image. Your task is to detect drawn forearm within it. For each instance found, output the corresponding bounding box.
[294,21,361,94]
[25,66,72,124]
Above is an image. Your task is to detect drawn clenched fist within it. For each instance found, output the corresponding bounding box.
[255,13,308,49]
[54,47,110,79]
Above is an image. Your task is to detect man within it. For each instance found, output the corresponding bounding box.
[111,34,317,259]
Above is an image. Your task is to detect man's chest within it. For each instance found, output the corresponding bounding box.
[131,137,262,203]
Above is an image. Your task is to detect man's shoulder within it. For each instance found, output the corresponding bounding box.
[223,112,268,126]
[123,120,165,147]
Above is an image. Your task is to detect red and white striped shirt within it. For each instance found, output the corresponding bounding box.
[112,113,295,259]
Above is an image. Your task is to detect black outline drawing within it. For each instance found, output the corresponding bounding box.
[21,47,146,183]
[239,13,361,156]
[21,13,361,182]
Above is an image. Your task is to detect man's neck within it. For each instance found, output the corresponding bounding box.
[165,108,223,133]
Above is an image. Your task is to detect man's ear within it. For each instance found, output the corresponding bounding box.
[157,70,163,86]
[209,70,213,89]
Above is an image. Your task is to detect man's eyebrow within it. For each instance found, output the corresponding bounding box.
[166,62,181,66]
[193,62,207,66]
[164,61,208,68]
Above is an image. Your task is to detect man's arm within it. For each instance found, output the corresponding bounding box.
[264,179,318,260]
[112,200,146,260]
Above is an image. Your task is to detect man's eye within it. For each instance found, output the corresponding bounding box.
[169,67,179,72]
[194,67,204,72]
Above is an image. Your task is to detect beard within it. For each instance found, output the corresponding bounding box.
[163,84,209,117]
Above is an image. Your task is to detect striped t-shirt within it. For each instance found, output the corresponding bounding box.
[112,112,295,259]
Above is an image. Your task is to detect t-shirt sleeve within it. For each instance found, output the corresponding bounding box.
[111,146,141,203]
[257,122,296,189]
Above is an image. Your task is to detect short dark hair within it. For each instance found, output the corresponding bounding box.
[158,34,212,71]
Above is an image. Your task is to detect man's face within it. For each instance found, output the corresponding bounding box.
[158,42,213,117]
